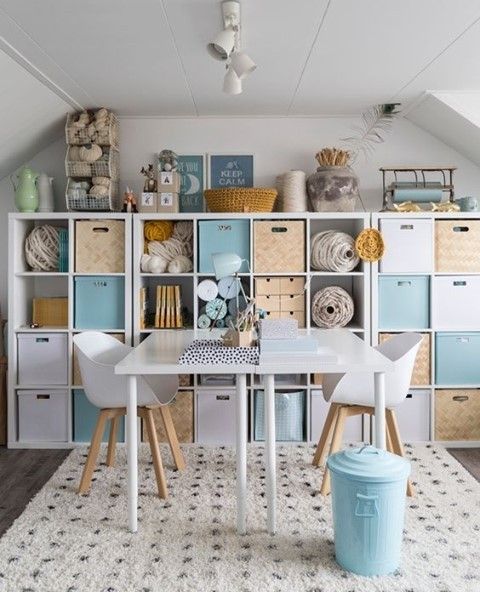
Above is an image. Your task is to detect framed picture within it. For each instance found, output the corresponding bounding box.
[208,154,254,189]
[177,154,205,213]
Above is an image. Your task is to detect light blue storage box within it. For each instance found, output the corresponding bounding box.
[254,390,305,441]
[74,276,124,329]
[73,389,124,443]
[378,276,429,329]
[327,446,410,576]
[436,332,480,385]
[198,219,250,273]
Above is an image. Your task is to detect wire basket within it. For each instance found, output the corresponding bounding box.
[65,147,119,178]
[66,179,121,212]
[204,187,277,213]
[65,112,119,147]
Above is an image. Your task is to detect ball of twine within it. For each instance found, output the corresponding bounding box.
[311,230,359,272]
[276,170,308,212]
[147,220,193,269]
[25,225,60,271]
[311,286,354,328]
[355,228,385,262]
[144,220,174,242]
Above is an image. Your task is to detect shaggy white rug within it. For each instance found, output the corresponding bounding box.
[0,444,479,592]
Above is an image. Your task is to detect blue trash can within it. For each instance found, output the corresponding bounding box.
[327,445,410,576]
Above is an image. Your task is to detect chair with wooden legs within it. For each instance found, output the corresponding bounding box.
[73,332,186,499]
[312,332,422,497]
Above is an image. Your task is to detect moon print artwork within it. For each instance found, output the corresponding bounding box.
[178,155,205,212]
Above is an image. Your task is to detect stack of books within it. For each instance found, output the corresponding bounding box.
[154,285,183,328]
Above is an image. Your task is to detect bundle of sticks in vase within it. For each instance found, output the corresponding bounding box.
[315,147,351,167]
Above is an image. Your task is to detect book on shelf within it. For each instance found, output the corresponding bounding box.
[154,284,184,328]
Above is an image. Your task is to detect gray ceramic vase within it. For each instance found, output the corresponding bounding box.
[307,166,359,212]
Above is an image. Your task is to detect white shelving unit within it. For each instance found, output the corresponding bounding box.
[133,212,371,444]
[372,211,480,448]
[8,212,132,448]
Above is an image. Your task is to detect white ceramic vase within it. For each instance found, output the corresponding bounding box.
[37,173,55,212]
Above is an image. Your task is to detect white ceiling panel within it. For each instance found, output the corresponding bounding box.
[290,0,480,115]
[0,0,196,115]
[396,19,480,103]
[0,49,71,179]
[162,0,329,115]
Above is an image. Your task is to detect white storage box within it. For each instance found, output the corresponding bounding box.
[394,390,430,442]
[379,218,433,272]
[18,333,68,385]
[433,276,480,329]
[310,390,362,442]
[18,389,69,441]
[196,389,237,445]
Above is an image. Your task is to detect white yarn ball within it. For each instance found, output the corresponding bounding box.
[92,176,110,187]
[140,254,152,272]
[168,255,193,273]
[148,256,168,273]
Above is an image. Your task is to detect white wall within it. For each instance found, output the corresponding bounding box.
[2,115,480,315]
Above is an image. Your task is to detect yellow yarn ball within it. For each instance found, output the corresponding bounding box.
[144,220,174,242]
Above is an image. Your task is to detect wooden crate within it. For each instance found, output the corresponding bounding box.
[435,389,480,441]
[75,220,125,273]
[143,391,194,444]
[253,220,305,272]
[435,220,480,272]
[379,333,430,386]
[32,298,68,327]
[73,333,124,386]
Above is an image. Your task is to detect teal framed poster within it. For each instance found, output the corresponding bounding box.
[178,155,205,212]
[208,154,254,188]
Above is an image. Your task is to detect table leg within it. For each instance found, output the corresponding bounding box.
[264,373,276,535]
[127,375,138,533]
[236,373,247,535]
[374,371,386,450]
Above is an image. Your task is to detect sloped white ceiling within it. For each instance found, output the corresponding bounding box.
[0,49,71,179]
[1,0,480,117]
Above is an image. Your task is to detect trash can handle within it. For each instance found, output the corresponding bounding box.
[356,445,380,456]
[355,493,379,518]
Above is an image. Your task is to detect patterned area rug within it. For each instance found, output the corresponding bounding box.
[1,444,479,592]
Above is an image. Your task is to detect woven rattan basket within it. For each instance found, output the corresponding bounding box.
[32,297,68,327]
[204,187,277,213]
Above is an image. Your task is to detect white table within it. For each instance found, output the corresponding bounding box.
[115,328,392,535]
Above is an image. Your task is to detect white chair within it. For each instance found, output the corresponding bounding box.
[73,331,185,499]
[312,332,422,496]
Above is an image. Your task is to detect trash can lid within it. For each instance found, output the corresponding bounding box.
[327,445,411,483]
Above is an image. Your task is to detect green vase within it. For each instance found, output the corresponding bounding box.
[11,167,39,212]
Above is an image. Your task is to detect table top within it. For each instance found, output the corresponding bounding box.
[115,329,393,375]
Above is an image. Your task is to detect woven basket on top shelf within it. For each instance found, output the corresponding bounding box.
[204,187,277,213]
[66,179,121,212]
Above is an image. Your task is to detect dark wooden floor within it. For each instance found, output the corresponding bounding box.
[0,447,478,538]
[0,447,70,537]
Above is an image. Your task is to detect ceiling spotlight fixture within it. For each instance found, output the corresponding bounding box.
[207,0,256,95]
[223,65,242,95]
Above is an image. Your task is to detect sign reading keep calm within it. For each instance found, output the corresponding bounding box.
[209,154,254,189]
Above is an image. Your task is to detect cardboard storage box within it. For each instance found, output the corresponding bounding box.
[254,220,305,272]
[378,276,430,329]
[380,218,433,272]
[435,332,480,385]
[196,389,237,445]
[74,276,125,330]
[18,389,68,441]
[433,276,480,329]
[75,220,125,273]
[198,219,250,273]
[18,333,68,385]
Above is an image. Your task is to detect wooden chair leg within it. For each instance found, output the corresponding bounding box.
[106,414,120,467]
[143,408,168,499]
[320,405,347,496]
[78,409,109,494]
[312,403,340,467]
[386,408,415,497]
[159,405,186,471]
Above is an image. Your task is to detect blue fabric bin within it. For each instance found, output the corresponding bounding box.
[327,446,410,576]
[74,276,124,329]
[73,389,124,443]
[254,390,305,441]
[378,276,429,329]
[436,332,480,385]
[198,219,250,273]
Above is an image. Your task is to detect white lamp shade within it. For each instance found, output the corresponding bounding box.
[207,27,235,60]
[223,66,242,95]
[230,51,256,79]
[211,252,243,280]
